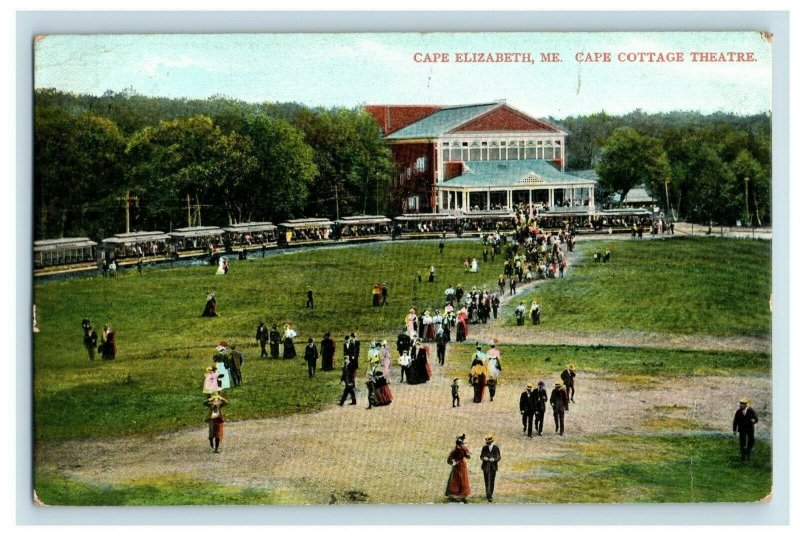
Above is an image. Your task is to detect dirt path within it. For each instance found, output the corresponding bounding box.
[36,359,771,504]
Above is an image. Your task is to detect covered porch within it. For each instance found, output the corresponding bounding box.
[435,159,596,214]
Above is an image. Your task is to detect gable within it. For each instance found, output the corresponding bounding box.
[452,105,561,133]
[364,105,442,136]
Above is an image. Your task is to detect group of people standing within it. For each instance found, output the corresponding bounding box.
[254,322,299,360]
[81,319,117,360]
[445,434,502,503]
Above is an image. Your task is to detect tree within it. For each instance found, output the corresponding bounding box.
[595,127,670,207]
[244,115,318,222]
[34,106,126,239]
[295,108,394,218]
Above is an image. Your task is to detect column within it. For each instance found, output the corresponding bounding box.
[486,189,491,211]
[548,188,554,207]
[506,190,511,210]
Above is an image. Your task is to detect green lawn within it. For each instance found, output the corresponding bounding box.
[506,237,771,338]
[510,433,772,503]
[33,240,498,441]
[447,343,771,383]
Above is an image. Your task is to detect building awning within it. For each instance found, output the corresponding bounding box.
[394,213,458,222]
[279,218,334,229]
[336,216,392,226]
[222,222,277,233]
[439,160,596,189]
[168,226,224,238]
[34,237,97,252]
[102,231,170,245]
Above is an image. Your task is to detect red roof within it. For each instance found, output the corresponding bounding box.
[453,105,561,133]
[364,105,442,135]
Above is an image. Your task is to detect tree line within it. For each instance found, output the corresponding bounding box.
[34,89,395,241]
[552,110,771,227]
[34,89,772,241]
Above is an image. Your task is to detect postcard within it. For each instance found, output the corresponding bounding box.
[31,31,773,506]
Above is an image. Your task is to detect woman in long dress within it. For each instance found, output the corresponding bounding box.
[321,332,336,371]
[216,257,227,275]
[445,434,471,502]
[470,360,487,403]
[213,343,231,390]
[405,309,418,337]
[414,343,432,383]
[203,365,220,394]
[283,324,297,359]
[202,292,218,317]
[456,307,469,342]
[380,340,392,378]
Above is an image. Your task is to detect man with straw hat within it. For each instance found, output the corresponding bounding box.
[480,434,501,502]
[533,380,549,436]
[550,380,569,435]
[733,398,759,461]
[519,384,536,437]
[560,364,577,403]
[203,391,228,453]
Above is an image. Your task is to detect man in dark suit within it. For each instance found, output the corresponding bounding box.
[350,332,361,369]
[533,380,549,436]
[733,398,759,460]
[269,324,281,359]
[480,435,501,502]
[338,356,358,406]
[519,383,536,437]
[560,364,576,402]
[435,328,447,365]
[304,338,319,378]
[256,321,269,358]
[550,381,569,435]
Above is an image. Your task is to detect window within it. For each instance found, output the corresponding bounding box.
[415,156,427,172]
[489,141,500,160]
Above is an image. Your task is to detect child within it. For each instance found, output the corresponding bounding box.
[451,378,461,407]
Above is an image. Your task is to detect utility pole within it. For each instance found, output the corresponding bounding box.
[664,177,671,223]
[334,184,340,221]
[744,176,750,225]
[118,190,138,234]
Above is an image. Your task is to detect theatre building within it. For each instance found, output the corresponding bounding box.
[365,100,596,214]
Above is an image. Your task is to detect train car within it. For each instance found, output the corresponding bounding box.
[458,211,516,235]
[334,215,392,242]
[34,237,98,275]
[392,213,459,239]
[168,226,225,258]
[277,218,334,247]
[533,209,596,232]
[222,222,278,254]
[595,208,654,234]
[100,231,171,265]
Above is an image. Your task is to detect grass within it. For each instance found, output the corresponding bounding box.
[506,237,771,338]
[33,240,500,441]
[447,343,770,384]
[509,433,772,503]
[34,471,302,505]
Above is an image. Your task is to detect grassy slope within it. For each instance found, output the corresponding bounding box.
[506,237,771,338]
[33,241,498,441]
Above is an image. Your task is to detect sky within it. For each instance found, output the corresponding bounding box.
[34,32,772,117]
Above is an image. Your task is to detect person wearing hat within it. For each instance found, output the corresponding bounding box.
[380,282,389,306]
[269,323,281,358]
[533,380,549,436]
[445,434,471,502]
[213,342,231,390]
[519,384,537,437]
[256,321,269,358]
[470,358,488,403]
[550,380,569,435]
[733,399,759,461]
[100,324,117,360]
[530,300,541,325]
[283,323,297,359]
[304,337,319,378]
[203,392,228,453]
[560,364,577,403]
[201,292,218,317]
[82,319,98,361]
[480,435,501,502]
[514,303,526,326]
[227,345,244,387]
[372,282,382,307]
[306,286,314,309]
[380,340,392,378]
[435,327,447,366]
[321,332,336,371]
[338,355,358,406]
[405,309,418,338]
[451,378,461,407]
[203,364,220,394]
